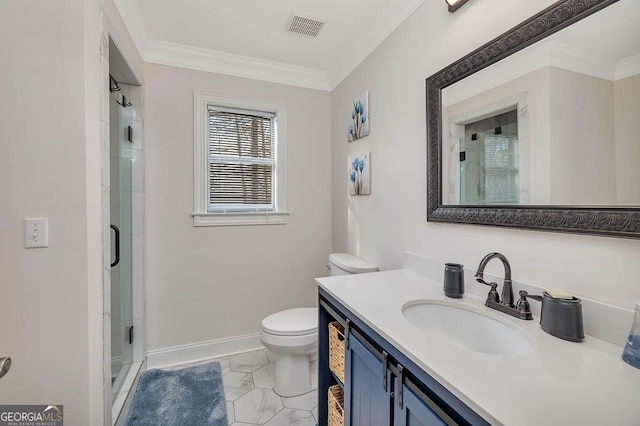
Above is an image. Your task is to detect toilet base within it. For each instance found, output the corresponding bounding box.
[272,352,312,397]
[259,310,318,398]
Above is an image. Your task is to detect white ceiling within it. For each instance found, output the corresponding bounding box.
[115,0,426,90]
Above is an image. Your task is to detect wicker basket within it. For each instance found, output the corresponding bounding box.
[328,321,346,383]
[328,384,345,426]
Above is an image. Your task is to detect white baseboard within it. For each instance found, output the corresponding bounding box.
[146,333,265,369]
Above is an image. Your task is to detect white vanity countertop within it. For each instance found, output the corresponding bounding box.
[316,269,640,426]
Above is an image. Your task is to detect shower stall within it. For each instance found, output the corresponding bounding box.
[106,37,144,425]
[109,78,134,392]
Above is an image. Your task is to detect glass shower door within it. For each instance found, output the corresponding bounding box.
[110,88,134,394]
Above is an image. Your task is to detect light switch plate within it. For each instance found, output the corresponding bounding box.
[24,218,48,248]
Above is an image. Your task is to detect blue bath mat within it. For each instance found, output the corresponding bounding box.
[125,361,227,426]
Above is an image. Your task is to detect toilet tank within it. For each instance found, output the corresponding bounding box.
[329,253,378,276]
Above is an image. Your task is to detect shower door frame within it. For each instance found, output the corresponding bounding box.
[100,12,145,426]
[108,86,134,395]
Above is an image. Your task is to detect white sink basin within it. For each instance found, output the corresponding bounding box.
[402,300,535,356]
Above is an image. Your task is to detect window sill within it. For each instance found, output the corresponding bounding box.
[192,211,289,227]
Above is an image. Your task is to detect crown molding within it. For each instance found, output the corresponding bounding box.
[113,0,423,91]
[113,0,149,55]
[546,41,616,80]
[144,39,332,91]
[443,40,636,106]
[615,53,640,80]
[328,0,426,89]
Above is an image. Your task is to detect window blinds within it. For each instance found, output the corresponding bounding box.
[207,106,276,212]
[484,136,519,204]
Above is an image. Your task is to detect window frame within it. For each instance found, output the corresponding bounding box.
[193,92,288,226]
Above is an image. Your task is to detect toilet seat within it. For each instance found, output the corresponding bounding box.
[261,307,317,336]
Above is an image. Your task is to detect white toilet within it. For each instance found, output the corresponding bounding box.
[259,253,378,397]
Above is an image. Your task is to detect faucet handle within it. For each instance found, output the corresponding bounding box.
[516,291,534,320]
[475,276,491,286]
[520,290,543,302]
[477,278,500,303]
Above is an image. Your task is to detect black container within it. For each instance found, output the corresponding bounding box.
[528,292,585,342]
[444,263,465,298]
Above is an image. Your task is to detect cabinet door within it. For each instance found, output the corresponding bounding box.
[345,334,392,426]
[394,383,447,426]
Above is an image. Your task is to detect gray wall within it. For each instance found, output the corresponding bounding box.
[0,3,92,423]
[549,68,616,204]
[0,0,143,423]
[143,63,332,350]
[615,74,640,205]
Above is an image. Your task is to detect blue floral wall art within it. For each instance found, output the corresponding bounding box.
[348,152,371,195]
[348,92,370,142]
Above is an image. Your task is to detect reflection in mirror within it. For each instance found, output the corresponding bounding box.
[441,0,640,206]
[448,108,521,205]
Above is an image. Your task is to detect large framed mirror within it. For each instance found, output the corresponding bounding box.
[426,0,640,238]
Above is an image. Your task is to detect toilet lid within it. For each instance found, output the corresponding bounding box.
[329,253,378,273]
[262,308,318,336]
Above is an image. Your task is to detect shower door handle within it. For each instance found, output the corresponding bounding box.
[110,225,120,267]
[0,357,11,379]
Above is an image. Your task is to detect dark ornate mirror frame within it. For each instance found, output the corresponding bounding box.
[426,0,640,238]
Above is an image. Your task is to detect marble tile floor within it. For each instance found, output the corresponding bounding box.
[163,349,318,426]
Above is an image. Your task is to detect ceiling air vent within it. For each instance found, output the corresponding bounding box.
[287,14,325,38]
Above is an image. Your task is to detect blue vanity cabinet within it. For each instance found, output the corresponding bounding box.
[318,290,490,426]
[345,334,392,426]
[394,381,446,426]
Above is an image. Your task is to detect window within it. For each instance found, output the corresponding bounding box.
[208,107,275,211]
[193,92,288,226]
[461,109,520,205]
[483,131,519,204]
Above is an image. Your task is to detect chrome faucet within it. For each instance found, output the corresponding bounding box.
[475,252,514,307]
